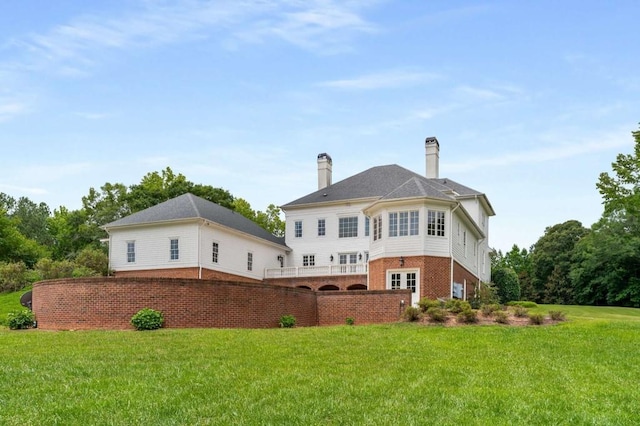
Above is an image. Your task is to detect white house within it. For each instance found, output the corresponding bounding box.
[104,137,494,305]
[276,138,494,305]
[104,193,289,283]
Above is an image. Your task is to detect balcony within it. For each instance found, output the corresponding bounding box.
[265,264,368,279]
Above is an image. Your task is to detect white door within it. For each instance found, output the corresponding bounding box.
[388,270,420,306]
[339,253,358,273]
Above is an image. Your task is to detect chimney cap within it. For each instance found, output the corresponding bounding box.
[317,153,332,162]
[425,136,439,147]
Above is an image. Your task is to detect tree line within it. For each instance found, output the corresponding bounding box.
[0,167,284,292]
[492,125,640,307]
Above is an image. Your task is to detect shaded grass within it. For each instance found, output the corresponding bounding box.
[2,317,640,425]
[0,288,28,326]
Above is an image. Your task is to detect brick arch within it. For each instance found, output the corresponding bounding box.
[318,284,340,291]
[347,284,367,290]
[297,285,312,290]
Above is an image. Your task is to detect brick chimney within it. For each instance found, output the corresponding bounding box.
[317,153,332,190]
[425,137,439,179]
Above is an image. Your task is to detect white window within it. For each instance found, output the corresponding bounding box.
[373,215,382,241]
[126,241,135,263]
[338,217,358,238]
[391,273,401,290]
[317,219,325,237]
[427,210,445,237]
[365,217,370,237]
[303,255,316,266]
[170,238,179,260]
[389,210,419,237]
[212,242,219,263]
[247,252,253,271]
[295,221,302,238]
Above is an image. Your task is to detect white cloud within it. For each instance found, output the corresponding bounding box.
[0,99,28,122]
[445,129,633,173]
[319,70,440,90]
[0,183,48,196]
[5,0,377,76]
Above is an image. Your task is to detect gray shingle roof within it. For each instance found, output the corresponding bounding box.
[281,164,486,208]
[103,193,287,247]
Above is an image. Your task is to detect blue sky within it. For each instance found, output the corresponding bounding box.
[0,1,638,252]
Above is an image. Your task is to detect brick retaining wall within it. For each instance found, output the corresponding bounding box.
[32,277,407,330]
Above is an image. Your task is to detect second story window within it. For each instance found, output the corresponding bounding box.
[389,210,419,237]
[212,242,219,263]
[338,216,358,238]
[317,219,325,236]
[365,217,370,237]
[373,215,382,241]
[303,255,315,266]
[126,241,135,263]
[247,252,253,271]
[170,238,179,260]
[295,221,302,238]
[427,210,445,237]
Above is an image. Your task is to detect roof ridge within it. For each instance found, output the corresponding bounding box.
[184,193,201,217]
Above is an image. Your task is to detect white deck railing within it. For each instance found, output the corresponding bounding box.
[264,264,368,279]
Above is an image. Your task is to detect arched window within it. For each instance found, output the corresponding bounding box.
[318,284,339,291]
[347,284,367,290]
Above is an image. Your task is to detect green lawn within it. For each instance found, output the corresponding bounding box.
[1,291,640,425]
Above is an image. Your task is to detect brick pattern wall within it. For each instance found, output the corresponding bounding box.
[33,277,316,330]
[369,255,453,299]
[115,267,262,284]
[32,277,405,330]
[264,275,367,291]
[453,261,479,300]
[317,290,409,326]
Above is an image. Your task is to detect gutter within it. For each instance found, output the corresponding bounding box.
[450,203,460,298]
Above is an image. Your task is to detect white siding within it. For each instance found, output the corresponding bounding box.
[109,220,287,280]
[110,222,199,271]
[198,222,286,281]
[284,202,371,268]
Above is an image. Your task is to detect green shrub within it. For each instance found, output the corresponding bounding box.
[470,281,500,309]
[507,301,538,308]
[130,308,164,330]
[402,306,421,322]
[480,304,501,316]
[417,297,441,312]
[457,309,478,324]
[7,309,35,330]
[548,310,566,321]
[345,317,355,326]
[425,307,447,323]
[491,266,521,303]
[512,305,529,317]
[279,314,296,328]
[493,310,509,324]
[445,299,471,314]
[529,313,545,325]
[0,261,30,293]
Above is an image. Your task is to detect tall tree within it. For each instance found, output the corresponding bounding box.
[597,125,640,215]
[492,244,534,300]
[530,220,588,304]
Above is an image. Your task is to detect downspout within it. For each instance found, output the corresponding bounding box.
[198,221,202,279]
[450,203,460,298]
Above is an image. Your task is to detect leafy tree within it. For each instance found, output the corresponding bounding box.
[491,266,521,303]
[256,204,285,237]
[12,196,52,246]
[48,207,98,260]
[492,244,534,300]
[597,125,640,216]
[571,212,640,307]
[530,220,588,304]
[0,211,48,267]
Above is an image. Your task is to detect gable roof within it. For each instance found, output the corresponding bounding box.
[103,193,287,247]
[281,164,490,211]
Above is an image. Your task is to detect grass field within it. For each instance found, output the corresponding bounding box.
[1,291,640,425]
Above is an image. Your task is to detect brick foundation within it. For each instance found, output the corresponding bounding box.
[368,255,454,299]
[453,261,480,299]
[32,277,407,330]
